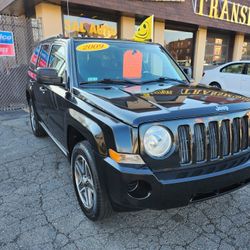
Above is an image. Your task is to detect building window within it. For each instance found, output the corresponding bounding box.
[164,29,194,78]
[63,15,118,38]
[62,5,118,39]
[204,32,230,68]
[242,37,250,60]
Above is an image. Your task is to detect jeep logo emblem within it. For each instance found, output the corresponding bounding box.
[215,106,229,112]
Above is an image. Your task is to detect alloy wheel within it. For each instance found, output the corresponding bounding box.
[74,155,96,209]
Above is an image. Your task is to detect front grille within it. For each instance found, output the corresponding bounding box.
[221,120,230,156]
[194,123,206,162]
[178,115,249,165]
[209,121,219,159]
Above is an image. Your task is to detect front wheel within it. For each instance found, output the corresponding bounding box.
[210,82,221,89]
[29,100,47,137]
[71,141,113,221]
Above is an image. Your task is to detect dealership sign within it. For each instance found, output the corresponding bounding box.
[0,31,15,57]
[192,0,250,26]
[64,15,117,38]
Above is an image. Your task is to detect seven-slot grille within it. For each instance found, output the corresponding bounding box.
[178,116,249,164]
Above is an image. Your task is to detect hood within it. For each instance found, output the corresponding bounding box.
[76,83,250,127]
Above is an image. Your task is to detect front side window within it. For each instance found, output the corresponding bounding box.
[37,44,50,68]
[74,41,187,84]
[48,45,66,76]
[221,63,244,74]
[246,64,250,76]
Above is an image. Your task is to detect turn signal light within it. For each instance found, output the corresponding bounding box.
[109,149,145,164]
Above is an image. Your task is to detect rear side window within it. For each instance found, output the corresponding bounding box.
[37,44,50,68]
[221,63,244,74]
[48,45,66,76]
[29,45,40,69]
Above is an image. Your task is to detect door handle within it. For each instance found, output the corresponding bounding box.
[39,86,47,93]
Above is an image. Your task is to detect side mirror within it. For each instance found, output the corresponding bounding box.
[37,68,62,85]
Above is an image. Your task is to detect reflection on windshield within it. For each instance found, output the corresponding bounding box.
[75,41,187,84]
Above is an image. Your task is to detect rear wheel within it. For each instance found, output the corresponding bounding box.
[71,141,113,221]
[209,82,221,89]
[29,100,47,137]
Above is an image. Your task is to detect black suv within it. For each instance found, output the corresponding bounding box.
[26,37,250,221]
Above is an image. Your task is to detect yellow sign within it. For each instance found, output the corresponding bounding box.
[64,16,117,38]
[193,0,250,26]
[133,15,154,42]
[76,42,109,52]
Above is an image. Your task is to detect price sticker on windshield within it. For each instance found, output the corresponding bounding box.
[76,42,109,52]
[123,50,142,79]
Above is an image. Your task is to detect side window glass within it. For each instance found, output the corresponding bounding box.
[221,64,244,74]
[29,45,40,69]
[247,64,250,76]
[37,44,50,68]
[48,45,66,76]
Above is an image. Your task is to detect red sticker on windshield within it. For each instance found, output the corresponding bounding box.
[123,50,142,79]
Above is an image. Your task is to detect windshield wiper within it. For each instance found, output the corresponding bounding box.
[140,77,187,85]
[79,78,139,85]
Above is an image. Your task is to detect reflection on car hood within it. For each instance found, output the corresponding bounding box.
[77,83,250,126]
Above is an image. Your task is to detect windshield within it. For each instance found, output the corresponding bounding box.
[74,40,187,84]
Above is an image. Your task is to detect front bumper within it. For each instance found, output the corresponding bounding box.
[100,153,250,211]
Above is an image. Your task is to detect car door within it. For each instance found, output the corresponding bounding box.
[240,63,250,96]
[46,43,67,145]
[219,63,245,94]
[31,43,51,125]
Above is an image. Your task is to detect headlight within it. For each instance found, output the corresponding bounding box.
[143,126,172,158]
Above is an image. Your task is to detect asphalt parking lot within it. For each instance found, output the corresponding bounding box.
[0,110,250,250]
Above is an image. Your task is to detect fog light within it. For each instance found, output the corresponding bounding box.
[127,180,151,199]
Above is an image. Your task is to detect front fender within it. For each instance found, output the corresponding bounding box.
[66,108,107,156]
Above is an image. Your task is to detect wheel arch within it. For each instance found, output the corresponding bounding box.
[66,110,107,158]
[209,81,222,89]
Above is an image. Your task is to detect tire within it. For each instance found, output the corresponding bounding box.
[71,141,113,221]
[29,99,47,137]
[210,82,221,89]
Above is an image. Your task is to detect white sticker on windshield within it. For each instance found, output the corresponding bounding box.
[88,77,98,81]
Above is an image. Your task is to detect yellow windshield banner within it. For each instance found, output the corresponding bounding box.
[76,42,109,52]
[133,15,154,42]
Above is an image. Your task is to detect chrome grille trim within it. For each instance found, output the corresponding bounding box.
[178,125,190,164]
[208,121,219,159]
[177,114,250,165]
[194,124,205,162]
[241,116,248,150]
[221,120,230,156]
[232,118,240,153]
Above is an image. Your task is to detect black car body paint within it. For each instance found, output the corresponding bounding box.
[26,37,250,211]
